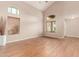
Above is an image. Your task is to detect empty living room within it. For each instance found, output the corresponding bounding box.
[0,0,79,58]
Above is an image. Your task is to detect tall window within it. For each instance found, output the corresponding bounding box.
[8,7,19,15]
[46,15,56,32]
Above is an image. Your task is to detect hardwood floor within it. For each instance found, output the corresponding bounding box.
[0,37,79,57]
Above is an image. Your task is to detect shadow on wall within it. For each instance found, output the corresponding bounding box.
[0,16,6,35]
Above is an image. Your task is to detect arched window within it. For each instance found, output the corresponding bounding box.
[46,15,56,32]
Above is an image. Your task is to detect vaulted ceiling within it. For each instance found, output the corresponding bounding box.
[25,1,55,11]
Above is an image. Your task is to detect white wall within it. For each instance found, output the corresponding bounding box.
[64,2,79,37]
[44,1,79,38]
[0,1,43,44]
[65,17,79,37]
[43,2,65,38]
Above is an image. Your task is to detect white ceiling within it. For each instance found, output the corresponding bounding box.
[25,1,55,11]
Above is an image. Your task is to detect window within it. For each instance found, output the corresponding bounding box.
[46,15,56,32]
[8,7,19,15]
[47,22,51,32]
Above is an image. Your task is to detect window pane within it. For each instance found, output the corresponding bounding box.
[12,8,17,14]
[47,22,51,32]
[52,22,56,32]
[8,7,11,13]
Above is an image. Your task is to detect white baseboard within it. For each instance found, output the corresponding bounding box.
[44,35,64,39]
[7,35,42,44]
[64,35,79,38]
